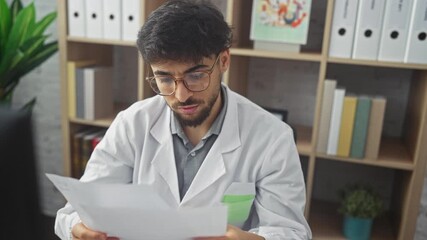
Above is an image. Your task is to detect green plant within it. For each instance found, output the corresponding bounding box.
[338,184,384,219]
[0,0,58,110]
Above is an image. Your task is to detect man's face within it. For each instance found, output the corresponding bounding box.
[150,52,229,127]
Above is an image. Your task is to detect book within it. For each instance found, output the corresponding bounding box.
[337,96,358,157]
[81,130,105,174]
[72,129,97,178]
[365,97,387,160]
[76,68,85,119]
[317,79,337,153]
[83,67,114,120]
[250,0,312,44]
[350,96,372,159]
[327,88,346,155]
[67,60,95,118]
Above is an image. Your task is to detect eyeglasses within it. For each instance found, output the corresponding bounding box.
[146,54,220,96]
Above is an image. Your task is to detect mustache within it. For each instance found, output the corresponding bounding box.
[172,98,203,108]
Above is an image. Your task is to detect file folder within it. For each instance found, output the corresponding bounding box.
[103,0,122,40]
[352,0,386,60]
[329,0,359,58]
[122,0,141,41]
[67,0,86,37]
[404,0,427,64]
[378,0,414,62]
[85,0,103,39]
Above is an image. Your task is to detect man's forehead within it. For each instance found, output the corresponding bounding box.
[150,57,212,70]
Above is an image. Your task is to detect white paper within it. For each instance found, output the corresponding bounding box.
[46,174,227,240]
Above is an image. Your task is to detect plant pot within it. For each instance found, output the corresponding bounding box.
[343,215,373,240]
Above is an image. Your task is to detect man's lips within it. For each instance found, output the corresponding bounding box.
[177,104,198,114]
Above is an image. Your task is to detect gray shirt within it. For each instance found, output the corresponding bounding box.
[171,86,228,200]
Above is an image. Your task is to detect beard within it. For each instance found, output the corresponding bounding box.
[171,89,220,128]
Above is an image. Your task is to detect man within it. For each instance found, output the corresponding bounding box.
[55,1,311,239]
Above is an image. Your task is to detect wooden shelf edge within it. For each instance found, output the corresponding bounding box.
[315,137,414,170]
[328,57,427,70]
[69,117,113,128]
[230,48,323,62]
[315,154,413,171]
[67,36,136,47]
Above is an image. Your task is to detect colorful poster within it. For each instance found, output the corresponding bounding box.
[250,0,312,44]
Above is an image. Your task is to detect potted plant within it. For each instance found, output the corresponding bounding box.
[0,0,58,110]
[338,184,384,240]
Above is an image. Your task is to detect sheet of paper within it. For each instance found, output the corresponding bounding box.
[47,174,227,240]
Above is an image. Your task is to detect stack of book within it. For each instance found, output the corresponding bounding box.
[317,79,387,160]
[67,60,113,121]
[329,0,427,64]
[71,128,106,178]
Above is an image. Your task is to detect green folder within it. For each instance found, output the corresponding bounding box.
[350,96,372,159]
[222,194,255,225]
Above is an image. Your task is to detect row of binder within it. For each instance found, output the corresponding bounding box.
[329,0,427,64]
[67,0,141,41]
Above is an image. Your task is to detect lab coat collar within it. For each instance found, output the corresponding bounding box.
[150,85,242,206]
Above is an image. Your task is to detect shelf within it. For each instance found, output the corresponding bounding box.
[295,125,312,156]
[69,117,113,128]
[68,103,130,128]
[230,48,323,62]
[316,138,413,170]
[67,36,136,47]
[309,200,396,240]
[328,57,427,70]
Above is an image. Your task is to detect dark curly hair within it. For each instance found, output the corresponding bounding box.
[137,0,232,64]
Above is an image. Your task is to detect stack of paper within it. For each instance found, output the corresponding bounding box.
[47,174,227,240]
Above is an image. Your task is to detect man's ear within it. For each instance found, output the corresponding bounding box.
[219,49,230,73]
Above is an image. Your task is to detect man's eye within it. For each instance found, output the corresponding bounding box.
[156,76,174,84]
[187,72,206,80]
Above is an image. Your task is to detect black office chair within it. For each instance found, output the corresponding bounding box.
[0,108,43,240]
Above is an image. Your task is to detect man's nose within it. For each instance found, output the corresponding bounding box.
[174,80,192,102]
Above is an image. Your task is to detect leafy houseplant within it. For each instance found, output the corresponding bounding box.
[338,184,384,240]
[0,0,58,110]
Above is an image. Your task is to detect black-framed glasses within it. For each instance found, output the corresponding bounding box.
[146,54,220,96]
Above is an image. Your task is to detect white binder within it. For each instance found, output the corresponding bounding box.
[122,0,141,41]
[404,0,427,64]
[85,0,103,39]
[378,0,414,62]
[352,0,386,60]
[327,88,346,156]
[103,0,122,40]
[328,0,359,58]
[67,0,86,37]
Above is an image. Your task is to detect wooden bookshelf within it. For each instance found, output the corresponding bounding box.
[67,36,136,47]
[57,0,427,239]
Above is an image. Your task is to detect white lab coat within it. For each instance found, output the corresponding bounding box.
[55,86,312,240]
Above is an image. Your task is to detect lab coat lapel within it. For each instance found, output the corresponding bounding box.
[150,108,181,205]
[181,87,241,204]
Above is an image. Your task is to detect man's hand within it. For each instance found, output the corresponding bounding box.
[71,222,119,240]
[193,225,265,240]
